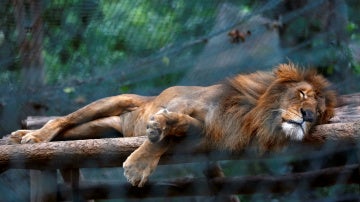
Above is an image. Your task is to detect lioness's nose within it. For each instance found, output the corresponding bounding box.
[301,108,314,122]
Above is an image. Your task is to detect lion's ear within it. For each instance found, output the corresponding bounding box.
[274,63,301,82]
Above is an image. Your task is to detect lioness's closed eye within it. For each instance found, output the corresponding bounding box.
[10,63,336,187]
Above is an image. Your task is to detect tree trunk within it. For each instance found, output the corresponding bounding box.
[13,0,44,87]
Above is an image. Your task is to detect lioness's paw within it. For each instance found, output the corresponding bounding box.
[123,157,155,187]
[146,109,169,143]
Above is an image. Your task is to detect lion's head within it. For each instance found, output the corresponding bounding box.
[218,63,337,151]
[253,64,337,149]
[275,64,336,139]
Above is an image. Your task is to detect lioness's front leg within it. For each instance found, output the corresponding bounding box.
[123,139,170,187]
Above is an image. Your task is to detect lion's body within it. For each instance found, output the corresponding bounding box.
[9,63,336,187]
[118,85,222,138]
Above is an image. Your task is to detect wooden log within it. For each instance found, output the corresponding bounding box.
[56,164,359,200]
[21,116,59,130]
[0,123,359,170]
[337,93,360,107]
[306,121,360,142]
[30,170,57,202]
[0,136,146,170]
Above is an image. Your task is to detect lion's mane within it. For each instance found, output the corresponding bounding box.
[205,64,337,152]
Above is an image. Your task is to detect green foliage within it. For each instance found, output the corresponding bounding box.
[1,0,359,88]
[352,62,360,73]
[42,1,218,85]
[63,86,75,94]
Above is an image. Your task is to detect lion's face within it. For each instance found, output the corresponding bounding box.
[279,81,318,140]
[270,64,336,142]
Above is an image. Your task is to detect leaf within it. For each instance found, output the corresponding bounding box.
[162,56,170,66]
[63,87,75,94]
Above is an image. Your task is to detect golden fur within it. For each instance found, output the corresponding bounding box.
[9,63,336,187]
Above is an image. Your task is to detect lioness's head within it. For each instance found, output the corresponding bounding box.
[267,64,336,141]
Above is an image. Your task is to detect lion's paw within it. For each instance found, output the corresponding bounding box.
[8,130,44,144]
[20,133,43,144]
[123,156,156,187]
[146,108,170,143]
[7,130,33,144]
[146,119,163,143]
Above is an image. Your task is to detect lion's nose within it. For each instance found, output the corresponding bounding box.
[301,108,314,122]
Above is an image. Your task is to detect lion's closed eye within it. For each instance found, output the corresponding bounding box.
[299,90,306,99]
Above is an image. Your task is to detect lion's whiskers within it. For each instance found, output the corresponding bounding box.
[277,108,302,119]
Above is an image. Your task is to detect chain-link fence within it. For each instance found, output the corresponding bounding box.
[0,0,359,201]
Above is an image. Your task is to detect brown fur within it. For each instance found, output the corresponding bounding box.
[206,64,336,152]
[9,63,336,187]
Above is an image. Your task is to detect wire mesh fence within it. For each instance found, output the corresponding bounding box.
[0,0,359,201]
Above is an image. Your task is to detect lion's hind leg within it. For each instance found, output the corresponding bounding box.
[53,116,124,141]
[146,108,202,143]
[13,94,150,144]
[7,130,34,144]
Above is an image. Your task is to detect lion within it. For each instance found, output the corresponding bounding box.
[9,63,336,187]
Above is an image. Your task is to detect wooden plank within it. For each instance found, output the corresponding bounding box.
[30,170,57,202]
[56,164,359,200]
[0,133,358,170]
[59,168,82,201]
[0,136,147,169]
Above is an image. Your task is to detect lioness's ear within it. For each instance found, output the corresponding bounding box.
[274,63,301,82]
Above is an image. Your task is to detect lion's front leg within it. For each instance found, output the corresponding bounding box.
[146,108,202,143]
[123,139,170,187]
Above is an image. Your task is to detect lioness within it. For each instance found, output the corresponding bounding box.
[9,63,336,187]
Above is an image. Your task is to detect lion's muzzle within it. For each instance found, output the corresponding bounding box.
[300,108,314,122]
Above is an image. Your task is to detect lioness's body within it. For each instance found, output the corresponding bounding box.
[10,64,336,187]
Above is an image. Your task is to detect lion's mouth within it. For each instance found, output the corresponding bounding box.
[281,120,307,141]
